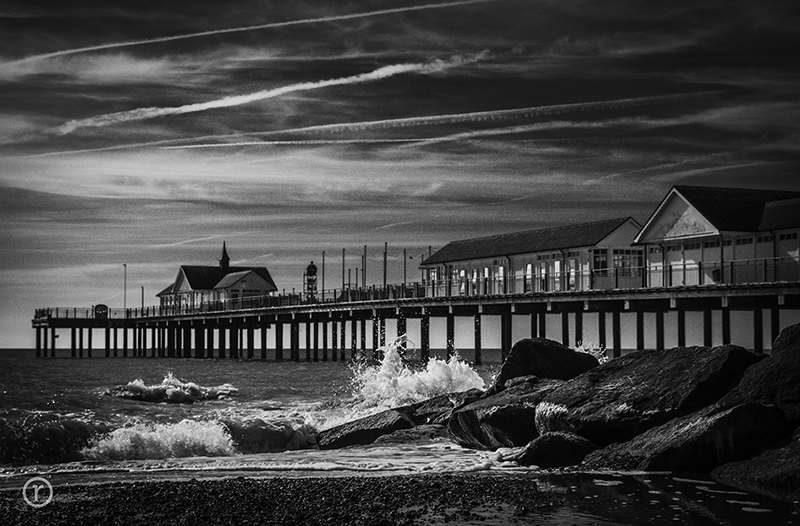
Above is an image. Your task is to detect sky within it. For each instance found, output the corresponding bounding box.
[1,0,800,348]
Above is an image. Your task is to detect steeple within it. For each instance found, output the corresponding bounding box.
[219,242,230,271]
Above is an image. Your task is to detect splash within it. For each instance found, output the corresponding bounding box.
[347,336,485,416]
[104,371,238,404]
[82,419,235,460]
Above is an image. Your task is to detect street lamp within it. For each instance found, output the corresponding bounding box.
[123,263,127,313]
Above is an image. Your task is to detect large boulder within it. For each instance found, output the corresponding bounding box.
[582,403,790,472]
[447,376,563,450]
[508,431,598,468]
[316,409,414,450]
[396,389,483,426]
[717,324,800,425]
[711,437,800,503]
[487,338,598,394]
[535,345,760,446]
[770,321,800,357]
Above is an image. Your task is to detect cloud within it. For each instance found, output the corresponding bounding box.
[4,0,501,66]
[55,52,490,135]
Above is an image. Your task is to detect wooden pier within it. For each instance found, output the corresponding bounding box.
[31,279,800,363]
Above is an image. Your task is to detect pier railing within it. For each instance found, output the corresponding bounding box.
[33,255,800,321]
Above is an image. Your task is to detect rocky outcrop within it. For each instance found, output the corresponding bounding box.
[397,389,483,426]
[487,338,598,394]
[316,409,414,450]
[711,438,800,503]
[535,345,760,446]
[447,376,562,450]
[582,403,790,472]
[508,431,598,468]
[717,332,800,426]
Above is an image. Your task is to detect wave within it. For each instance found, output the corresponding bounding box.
[103,371,238,404]
[0,413,109,466]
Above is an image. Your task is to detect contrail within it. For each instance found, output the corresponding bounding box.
[56,52,488,135]
[157,91,720,149]
[7,0,499,65]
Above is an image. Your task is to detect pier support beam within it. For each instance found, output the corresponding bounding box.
[322,321,328,361]
[183,324,192,358]
[123,325,129,358]
[51,327,56,357]
[501,312,512,360]
[677,310,686,347]
[561,312,569,348]
[70,327,76,358]
[636,312,645,351]
[598,312,606,350]
[771,307,780,346]
[313,322,320,362]
[447,312,456,359]
[397,313,406,339]
[331,321,337,362]
[218,322,227,359]
[530,313,537,339]
[290,320,300,362]
[538,312,547,339]
[656,311,665,351]
[754,308,763,353]
[360,318,366,358]
[420,314,430,362]
[87,328,92,358]
[195,322,205,359]
[247,324,255,360]
[703,309,713,347]
[473,314,482,366]
[341,319,348,361]
[261,320,269,361]
[575,311,583,346]
[36,327,42,358]
[275,322,283,361]
[105,327,111,358]
[612,311,621,358]
[722,308,731,345]
[229,321,239,359]
[350,318,357,361]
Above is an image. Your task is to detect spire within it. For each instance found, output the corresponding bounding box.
[219,242,230,271]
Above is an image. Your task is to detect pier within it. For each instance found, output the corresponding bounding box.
[31,262,800,363]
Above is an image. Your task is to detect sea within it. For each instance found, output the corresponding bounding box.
[1,340,798,525]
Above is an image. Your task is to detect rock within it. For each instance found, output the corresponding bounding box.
[712,439,800,503]
[373,424,451,444]
[396,389,484,426]
[447,377,563,450]
[508,431,598,468]
[316,409,414,450]
[582,403,790,472]
[771,321,800,357]
[717,325,800,426]
[535,345,760,446]
[487,338,598,394]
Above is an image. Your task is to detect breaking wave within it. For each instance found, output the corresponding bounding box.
[103,371,238,404]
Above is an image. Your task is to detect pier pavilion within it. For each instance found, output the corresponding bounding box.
[31,185,800,363]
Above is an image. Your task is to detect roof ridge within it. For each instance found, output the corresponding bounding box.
[447,216,632,244]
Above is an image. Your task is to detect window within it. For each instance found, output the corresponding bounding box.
[666,245,681,252]
[593,249,608,274]
[779,232,798,241]
[735,237,753,245]
[723,239,733,246]
[649,247,662,254]
[684,243,701,251]
[757,235,774,243]
[703,240,721,249]
[612,249,643,276]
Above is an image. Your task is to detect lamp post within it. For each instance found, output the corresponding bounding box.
[123,263,127,314]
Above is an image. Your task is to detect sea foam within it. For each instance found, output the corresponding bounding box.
[104,371,238,404]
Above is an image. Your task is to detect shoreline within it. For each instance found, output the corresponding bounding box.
[2,471,799,526]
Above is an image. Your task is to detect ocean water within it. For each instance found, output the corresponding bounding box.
[1,340,798,524]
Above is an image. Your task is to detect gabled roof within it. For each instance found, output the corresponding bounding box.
[674,186,800,232]
[421,217,637,266]
[159,266,277,296]
[214,270,255,290]
[760,197,800,231]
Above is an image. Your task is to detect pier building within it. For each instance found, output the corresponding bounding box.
[31,185,800,363]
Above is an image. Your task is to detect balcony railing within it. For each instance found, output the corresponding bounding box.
[34,255,800,321]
